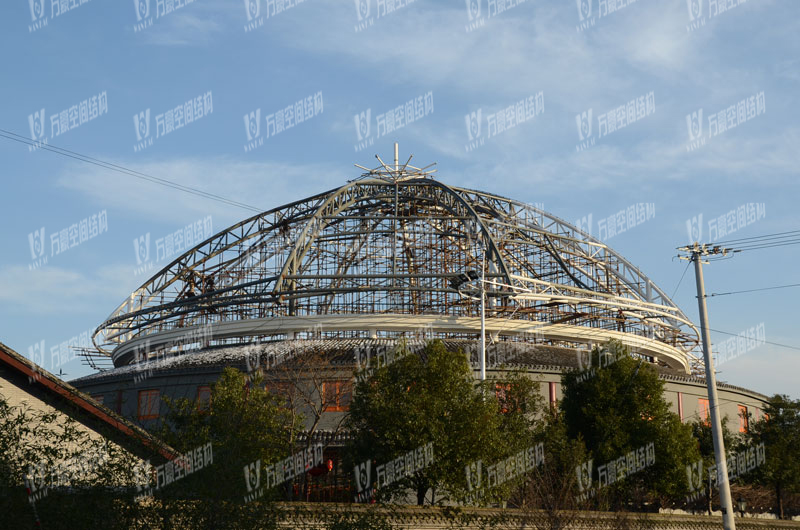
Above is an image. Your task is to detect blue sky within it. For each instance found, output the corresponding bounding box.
[1,0,798,398]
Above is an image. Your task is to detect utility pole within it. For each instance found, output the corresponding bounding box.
[678,242,735,530]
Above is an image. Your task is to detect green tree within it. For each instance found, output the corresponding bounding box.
[515,409,590,529]
[346,340,541,506]
[687,416,736,514]
[746,394,800,519]
[157,367,297,502]
[261,347,349,500]
[560,340,699,509]
[150,367,300,528]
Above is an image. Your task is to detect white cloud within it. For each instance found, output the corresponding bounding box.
[137,4,225,46]
[258,2,624,108]
[261,2,701,112]
[0,265,137,315]
[422,115,800,205]
[591,2,698,76]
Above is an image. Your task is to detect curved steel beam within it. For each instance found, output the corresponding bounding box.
[459,189,696,336]
[273,178,513,295]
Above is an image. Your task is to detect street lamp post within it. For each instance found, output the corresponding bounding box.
[479,262,486,381]
[737,497,747,518]
[451,269,486,381]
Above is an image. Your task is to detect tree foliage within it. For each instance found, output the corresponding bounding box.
[156,366,298,502]
[686,415,737,514]
[560,340,699,507]
[346,340,543,506]
[0,385,141,529]
[746,394,800,519]
[515,409,590,529]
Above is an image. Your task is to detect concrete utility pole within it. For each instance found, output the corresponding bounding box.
[679,243,736,530]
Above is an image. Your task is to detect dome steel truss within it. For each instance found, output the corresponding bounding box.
[91,152,701,373]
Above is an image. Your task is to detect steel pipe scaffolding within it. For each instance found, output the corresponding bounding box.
[87,150,701,373]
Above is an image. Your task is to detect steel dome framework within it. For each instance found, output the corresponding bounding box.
[91,152,701,373]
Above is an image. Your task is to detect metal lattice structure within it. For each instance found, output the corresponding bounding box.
[90,148,701,373]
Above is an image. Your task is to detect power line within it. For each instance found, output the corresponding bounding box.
[0,128,263,214]
[705,253,736,262]
[732,236,800,248]
[671,260,692,299]
[709,282,800,298]
[716,229,800,245]
[710,229,800,253]
[734,241,800,252]
[708,327,800,353]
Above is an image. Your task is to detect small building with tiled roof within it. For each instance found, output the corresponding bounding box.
[0,339,177,469]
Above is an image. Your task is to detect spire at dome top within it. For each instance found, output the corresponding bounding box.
[353,142,437,183]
